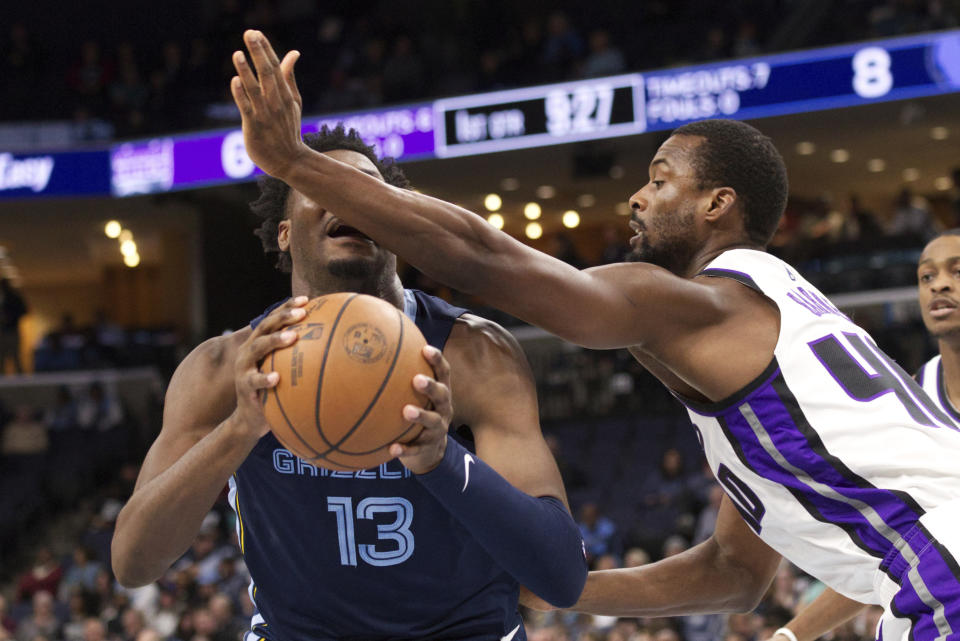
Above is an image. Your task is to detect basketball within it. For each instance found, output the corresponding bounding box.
[260,292,432,471]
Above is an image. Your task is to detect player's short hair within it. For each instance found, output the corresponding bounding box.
[672,119,788,247]
[933,228,960,241]
[250,125,411,272]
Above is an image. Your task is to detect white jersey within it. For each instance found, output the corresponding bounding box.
[678,250,960,611]
[916,355,960,423]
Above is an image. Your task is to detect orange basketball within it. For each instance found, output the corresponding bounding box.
[260,292,432,471]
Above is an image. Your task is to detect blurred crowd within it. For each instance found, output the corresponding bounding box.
[31,314,179,379]
[2,0,957,139]
[0,434,887,641]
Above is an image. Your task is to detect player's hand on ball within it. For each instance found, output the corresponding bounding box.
[389,345,453,474]
[230,29,307,180]
[230,296,308,439]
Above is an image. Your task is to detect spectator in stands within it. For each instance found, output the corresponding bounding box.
[638,448,696,544]
[207,593,244,641]
[382,35,425,103]
[120,607,146,641]
[0,279,28,375]
[661,534,689,558]
[210,557,246,604]
[58,546,103,601]
[547,234,586,269]
[544,434,587,492]
[542,11,584,81]
[577,502,619,563]
[67,40,112,117]
[847,194,884,243]
[887,187,937,241]
[81,618,107,641]
[61,588,93,641]
[14,591,60,641]
[768,562,800,613]
[599,225,629,264]
[693,484,724,544]
[45,387,80,433]
[145,589,179,639]
[623,546,651,568]
[2,406,49,463]
[0,595,15,640]
[580,30,625,78]
[77,383,123,432]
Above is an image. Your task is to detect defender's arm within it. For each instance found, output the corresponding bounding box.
[768,589,867,641]
[540,496,781,616]
[231,30,731,351]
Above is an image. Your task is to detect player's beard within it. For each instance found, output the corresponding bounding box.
[323,252,395,297]
[627,205,699,276]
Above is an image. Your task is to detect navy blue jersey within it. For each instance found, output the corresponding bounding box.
[229,290,526,641]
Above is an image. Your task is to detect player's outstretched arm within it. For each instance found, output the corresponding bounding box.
[393,316,587,607]
[525,496,780,615]
[111,298,307,587]
[230,31,730,351]
[762,588,866,641]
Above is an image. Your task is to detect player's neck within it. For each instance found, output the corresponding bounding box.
[290,271,404,309]
[685,240,765,278]
[938,340,960,409]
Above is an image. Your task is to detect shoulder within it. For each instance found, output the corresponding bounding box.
[167,329,250,396]
[444,314,536,425]
[445,314,529,374]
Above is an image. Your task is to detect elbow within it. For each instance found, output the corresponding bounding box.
[535,544,588,609]
[547,569,588,609]
[111,528,158,588]
[111,555,156,589]
[723,574,769,613]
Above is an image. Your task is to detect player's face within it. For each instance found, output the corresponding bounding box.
[918,235,960,338]
[626,135,706,275]
[280,149,395,283]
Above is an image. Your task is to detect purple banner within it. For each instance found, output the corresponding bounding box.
[109,103,436,197]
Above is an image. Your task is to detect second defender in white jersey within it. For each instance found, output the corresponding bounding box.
[227,39,960,640]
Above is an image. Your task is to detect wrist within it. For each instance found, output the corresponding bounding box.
[221,411,267,450]
[774,627,799,641]
[276,142,313,184]
[412,433,453,477]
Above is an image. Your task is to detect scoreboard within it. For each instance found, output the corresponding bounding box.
[433,29,960,156]
[1,29,959,199]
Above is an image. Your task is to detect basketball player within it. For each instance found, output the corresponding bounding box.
[228,30,960,640]
[757,229,960,641]
[110,125,588,640]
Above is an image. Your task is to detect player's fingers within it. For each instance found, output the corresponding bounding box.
[255,296,309,335]
[230,76,254,117]
[246,330,298,363]
[244,30,282,102]
[232,51,262,104]
[242,370,279,393]
[413,374,452,418]
[423,345,450,383]
[403,404,446,433]
[280,50,302,107]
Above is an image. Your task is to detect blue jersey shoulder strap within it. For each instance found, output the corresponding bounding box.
[403,288,468,350]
